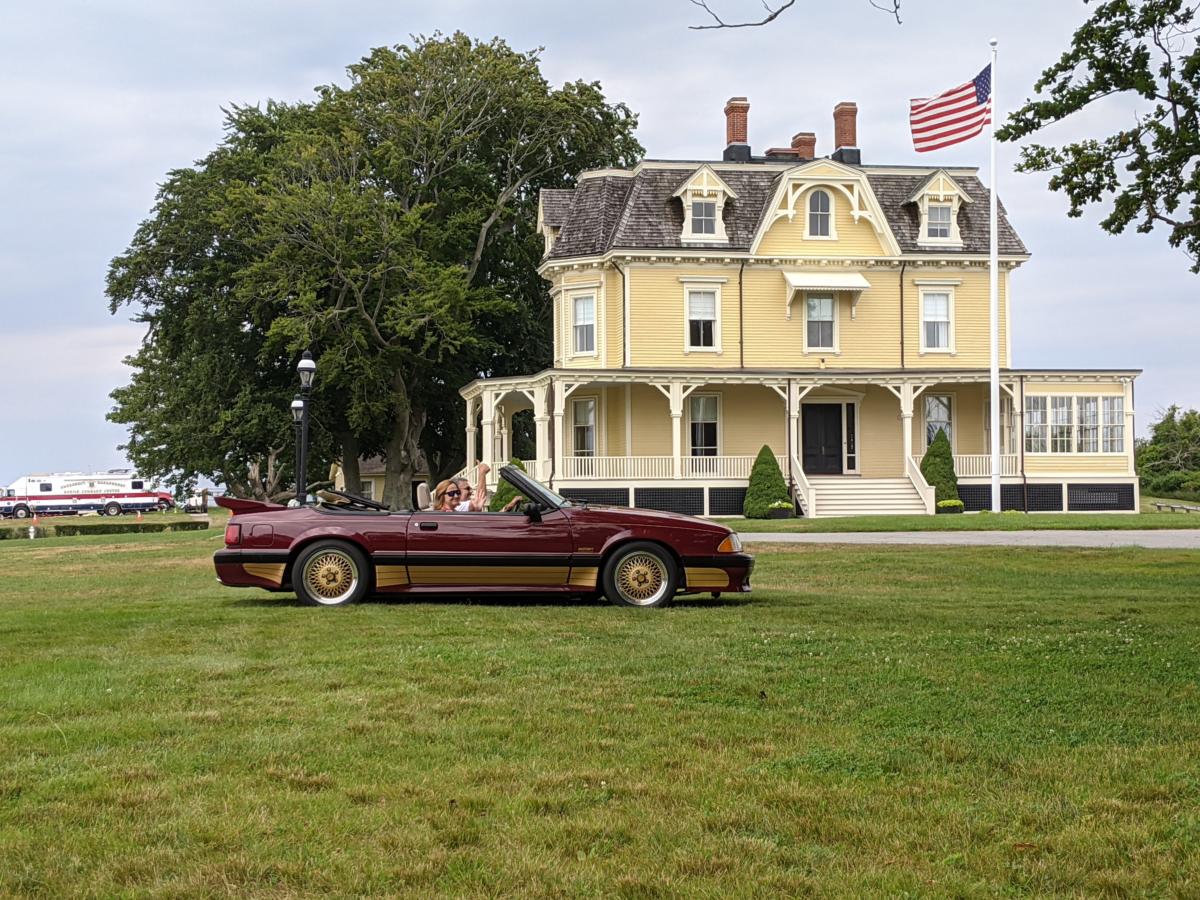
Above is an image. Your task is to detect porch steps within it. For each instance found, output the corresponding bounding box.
[809,477,927,517]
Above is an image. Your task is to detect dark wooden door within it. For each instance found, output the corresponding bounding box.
[802,404,843,475]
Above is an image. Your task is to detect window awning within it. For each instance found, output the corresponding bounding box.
[784,271,873,319]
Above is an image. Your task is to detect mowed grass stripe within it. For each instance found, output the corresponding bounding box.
[1,531,1198,895]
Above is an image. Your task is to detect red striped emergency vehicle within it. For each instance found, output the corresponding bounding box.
[0,470,173,519]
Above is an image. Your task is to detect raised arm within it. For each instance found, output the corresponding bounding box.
[469,462,490,511]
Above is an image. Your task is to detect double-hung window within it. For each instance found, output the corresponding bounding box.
[805,294,835,351]
[1050,397,1074,453]
[572,398,596,457]
[924,395,953,449]
[922,291,952,351]
[572,295,595,355]
[689,395,718,457]
[1102,397,1125,452]
[808,189,831,237]
[1024,397,1048,452]
[691,200,717,236]
[687,289,717,350]
[1076,396,1099,452]
[927,203,952,239]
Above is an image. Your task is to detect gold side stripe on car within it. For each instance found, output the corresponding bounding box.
[375,565,410,588]
[684,567,729,589]
[568,567,599,589]
[242,563,286,586]
[406,566,570,586]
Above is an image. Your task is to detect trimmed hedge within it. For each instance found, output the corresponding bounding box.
[488,459,528,512]
[0,520,209,538]
[743,446,791,519]
[920,429,959,504]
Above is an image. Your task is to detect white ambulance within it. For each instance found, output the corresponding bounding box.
[0,470,173,519]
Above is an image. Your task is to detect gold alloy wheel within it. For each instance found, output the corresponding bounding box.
[615,552,668,606]
[303,549,359,604]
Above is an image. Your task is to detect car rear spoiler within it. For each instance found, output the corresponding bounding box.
[215,496,287,514]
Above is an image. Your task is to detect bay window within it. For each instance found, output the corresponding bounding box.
[572,295,595,355]
[1027,395,1124,453]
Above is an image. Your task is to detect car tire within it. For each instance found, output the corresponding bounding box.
[293,541,371,607]
[13,506,30,520]
[104,502,122,517]
[601,542,678,609]
[157,500,171,512]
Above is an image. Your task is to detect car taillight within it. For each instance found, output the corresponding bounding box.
[717,534,742,553]
[224,523,241,546]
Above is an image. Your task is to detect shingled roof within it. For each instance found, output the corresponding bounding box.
[543,163,1027,261]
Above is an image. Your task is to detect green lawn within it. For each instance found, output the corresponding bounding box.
[2,531,1199,895]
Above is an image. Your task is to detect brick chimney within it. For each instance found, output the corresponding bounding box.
[791,131,816,159]
[723,97,751,162]
[831,102,860,165]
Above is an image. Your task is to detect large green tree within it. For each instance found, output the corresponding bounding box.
[108,34,640,506]
[998,0,1200,271]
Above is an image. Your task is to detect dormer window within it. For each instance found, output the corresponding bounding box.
[908,170,970,248]
[691,200,717,235]
[808,190,832,237]
[675,166,737,243]
[927,203,952,239]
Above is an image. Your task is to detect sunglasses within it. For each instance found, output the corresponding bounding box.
[447,490,461,498]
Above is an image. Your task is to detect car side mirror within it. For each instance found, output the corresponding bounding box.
[523,501,542,523]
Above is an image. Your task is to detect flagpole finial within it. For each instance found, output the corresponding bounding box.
[989,38,998,48]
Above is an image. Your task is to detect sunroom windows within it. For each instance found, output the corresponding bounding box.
[1025,395,1125,454]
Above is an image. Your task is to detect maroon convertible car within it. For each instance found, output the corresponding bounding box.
[214,465,753,608]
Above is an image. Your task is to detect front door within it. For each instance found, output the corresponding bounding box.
[802,404,843,475]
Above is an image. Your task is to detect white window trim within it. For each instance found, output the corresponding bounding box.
[920,392,957,453]
[919,199,963,247]
[680,278,726,354]
[568,290,598,359]
[569,394,603,456]
[1024,394,1128,455]
[803,188,838,241]
[685,392,722,456]
[918,286,956,356]
[801,292,840,355]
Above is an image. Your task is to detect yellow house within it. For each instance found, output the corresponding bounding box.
[459,98,1139,516]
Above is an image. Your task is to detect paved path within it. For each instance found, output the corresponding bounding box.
[740,530,1200,549]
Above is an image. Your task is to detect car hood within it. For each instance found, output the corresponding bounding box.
[566,504,728,533]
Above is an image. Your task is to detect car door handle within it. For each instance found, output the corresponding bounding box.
[419,522,438,531]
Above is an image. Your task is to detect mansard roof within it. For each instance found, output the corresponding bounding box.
[543,161,1028,261]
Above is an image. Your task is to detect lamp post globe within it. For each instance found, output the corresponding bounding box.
[297,350,316,393]
[290,397,305,423]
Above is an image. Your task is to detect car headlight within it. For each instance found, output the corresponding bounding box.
[717,533,742,553]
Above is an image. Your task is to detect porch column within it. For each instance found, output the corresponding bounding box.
[464,395,477,470]
[669,382,684,480]
[898,384,915,466]
[498,405,511,465]
[480,390,495,478]
[552,381,566,485]
[533,384,550,482]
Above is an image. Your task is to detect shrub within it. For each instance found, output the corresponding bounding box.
[936,499,964,514]
[920,429,959,504]
[489,459,528,512]
[743,446,791,519]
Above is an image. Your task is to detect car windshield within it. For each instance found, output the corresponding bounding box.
[500,467,573,509]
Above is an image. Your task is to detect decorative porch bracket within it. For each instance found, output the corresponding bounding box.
[652,381,703,479]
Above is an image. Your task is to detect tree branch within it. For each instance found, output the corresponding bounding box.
[688,0,900,28]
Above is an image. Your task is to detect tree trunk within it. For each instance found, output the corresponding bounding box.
[382,370,426,511]
[340,431,362,496]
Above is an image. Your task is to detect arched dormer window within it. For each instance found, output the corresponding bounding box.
[674,166,737,244]
[806,189,834,239]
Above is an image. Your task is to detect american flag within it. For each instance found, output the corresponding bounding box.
[910,65,992,153]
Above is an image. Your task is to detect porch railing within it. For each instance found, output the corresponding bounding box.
[681,454,787,479]
[911,454,1020,477]
[790,455,814,517]
[905,456,936,514]
[559,455,674,480]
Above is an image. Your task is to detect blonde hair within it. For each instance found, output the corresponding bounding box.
[433,479,459,511]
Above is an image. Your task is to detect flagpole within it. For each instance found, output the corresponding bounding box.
[989,38,1001,513]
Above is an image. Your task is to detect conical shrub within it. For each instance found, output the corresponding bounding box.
[919,429,959,504]
[743,445,791,518]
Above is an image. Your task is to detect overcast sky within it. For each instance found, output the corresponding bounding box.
[2,0,1196,485]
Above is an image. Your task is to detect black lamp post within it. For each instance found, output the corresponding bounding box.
[293,350,316,506]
